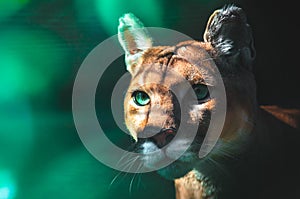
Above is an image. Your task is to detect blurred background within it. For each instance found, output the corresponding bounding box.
[0,0,299,199]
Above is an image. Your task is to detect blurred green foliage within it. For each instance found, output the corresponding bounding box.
[0,28,70,101]
[0,0,30,22]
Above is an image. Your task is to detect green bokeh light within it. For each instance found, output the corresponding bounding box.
[0,187,10,199]
[0,170,16,199]
[0,27,70,101]
[77,0,163,35]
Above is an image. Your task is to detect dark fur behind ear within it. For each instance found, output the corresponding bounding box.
[204,5,256,70]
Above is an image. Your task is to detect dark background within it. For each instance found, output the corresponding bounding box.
[0,0,299,199]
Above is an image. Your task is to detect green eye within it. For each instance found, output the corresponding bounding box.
[132,91,150,106]
[193,84,209,102]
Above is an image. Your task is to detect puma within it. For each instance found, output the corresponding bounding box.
[117,5,300,199]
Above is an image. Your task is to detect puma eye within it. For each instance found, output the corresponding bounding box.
[193,84,210,102]
[132,91,150,106]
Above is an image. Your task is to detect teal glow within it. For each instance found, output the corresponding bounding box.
[94,0,163,34]
[0,187,10,199]
[0,171,16,199]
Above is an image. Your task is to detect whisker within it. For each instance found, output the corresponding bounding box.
[117,154,140,169]
[129,170,138,195]
[192,140,237,160]
[215,147,236,159]
[109,155,140,189]
[207,157,229,177]
[126,155,141,173]
[129,157,143,195]
[136,173,142,191]
[116,151,132,167]
[109,171,124,189]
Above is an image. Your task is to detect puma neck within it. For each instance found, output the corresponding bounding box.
[174,106,300,199]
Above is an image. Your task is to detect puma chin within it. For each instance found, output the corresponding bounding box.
[138,138,202,179]
[140,144,186,179]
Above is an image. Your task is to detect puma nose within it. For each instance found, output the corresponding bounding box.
[151,128,176,148]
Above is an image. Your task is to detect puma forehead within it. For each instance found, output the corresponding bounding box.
[129,41,216,86]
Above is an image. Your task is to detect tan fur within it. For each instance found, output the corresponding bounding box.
[261,105,300,129]
[175,172,206,199]
[119,5,300,199]
[124,40,256,145]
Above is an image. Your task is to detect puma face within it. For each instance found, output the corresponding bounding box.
[123,43,218,179]
[118,5,257,180]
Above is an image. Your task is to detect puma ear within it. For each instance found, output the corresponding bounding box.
[118,13,153,74]
[203,5,256,70]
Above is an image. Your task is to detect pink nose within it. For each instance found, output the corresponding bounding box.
[152,128,176,148]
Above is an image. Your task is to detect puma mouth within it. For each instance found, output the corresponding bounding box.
[139,141,199,170]
[140,142,194,179]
